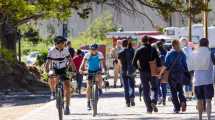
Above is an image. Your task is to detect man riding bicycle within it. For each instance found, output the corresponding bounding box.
[45,36,73,115]
[80,44,107,110]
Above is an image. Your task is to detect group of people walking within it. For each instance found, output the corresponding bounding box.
[46,35,214,119]
[114,36,215,120]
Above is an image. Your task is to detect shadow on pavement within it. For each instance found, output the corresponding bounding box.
[0,94,50,107]
[73,91,140,98]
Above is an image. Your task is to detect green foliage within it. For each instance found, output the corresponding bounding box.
[21,39,52,56]
[36,51,48,66]
[0,48,15,62]
[85,13,117,41]
[41,72,49,82]
[71,13,116,48]
[19,23,41,44]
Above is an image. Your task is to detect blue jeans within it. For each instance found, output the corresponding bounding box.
[121,70,135,101]
[184,84,192,92]
[159,83,167,101]
[169,72,186,111]
[76,73,83,91]
[140,71,159,111]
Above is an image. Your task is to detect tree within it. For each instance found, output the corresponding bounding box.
[0,0,208,61]
[0,0,210,91]
[85,13,117,42]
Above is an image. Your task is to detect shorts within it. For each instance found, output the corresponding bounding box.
[54,68,69,81]
[88,69,101,81]
[195,84,214,100]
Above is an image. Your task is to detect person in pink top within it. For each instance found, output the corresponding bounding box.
[73,49,84,94]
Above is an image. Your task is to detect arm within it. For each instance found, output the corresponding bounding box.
[79,58,87,73]
[153,48,162,67]
[69,58,77,72]
[132,49,139,69]
[45,59,51,72]
[159,52,170,76]
[182,52,188,71]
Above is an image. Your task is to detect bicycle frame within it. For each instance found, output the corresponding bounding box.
[88,72,100,117]
[56,78,64,120]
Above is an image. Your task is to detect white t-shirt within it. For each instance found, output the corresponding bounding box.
[47,47,70,69]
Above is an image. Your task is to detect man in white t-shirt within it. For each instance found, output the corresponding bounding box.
[180,38,193,100]
[45,36,72,115]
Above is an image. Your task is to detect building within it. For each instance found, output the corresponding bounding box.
[37,1,215,39]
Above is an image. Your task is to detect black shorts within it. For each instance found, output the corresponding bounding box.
[195,84,214,100]
[54,68,69,81]
[88,70,101,81]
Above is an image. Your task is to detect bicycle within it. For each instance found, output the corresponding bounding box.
[48,70,64,120]
[86,72,100,117]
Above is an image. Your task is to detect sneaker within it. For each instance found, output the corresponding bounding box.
[126,102,131,107]
[181,102,186,112]
[87,101,91,110]
[158,97,162,105]
[50,92,55,100]
[64,106,70,115]
[147,109,153,114]
[174,108,180,114]
[130,98,135,106]
[151,103,158,112]
[163,101,166,106]
[126,99,130,107]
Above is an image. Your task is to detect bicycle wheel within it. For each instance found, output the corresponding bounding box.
[91,84,98,117]
[56,86,64,120]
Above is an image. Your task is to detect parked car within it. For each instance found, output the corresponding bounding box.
[26,51,40,65]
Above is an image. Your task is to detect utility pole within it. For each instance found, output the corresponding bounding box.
[203,0,209,39]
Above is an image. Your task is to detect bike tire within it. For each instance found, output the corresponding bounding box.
[56,87,64,120]
[91,84,98,117]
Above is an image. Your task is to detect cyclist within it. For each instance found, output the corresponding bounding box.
[80,44,106,110]
[45,36,72,115]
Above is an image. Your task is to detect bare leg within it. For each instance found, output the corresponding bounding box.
[64,80,71,107]
[87,81,92,100]
[197,100,204,120]
[48,77,57,92]
[206,99,212,120]
[97,74,103,89]
[114,64,119,87]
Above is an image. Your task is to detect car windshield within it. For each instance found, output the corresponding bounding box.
[30,52,39,58]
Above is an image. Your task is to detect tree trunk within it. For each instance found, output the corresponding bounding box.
[0,20,17,60]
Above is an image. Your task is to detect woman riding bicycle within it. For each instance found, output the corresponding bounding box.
[79,44,107,110]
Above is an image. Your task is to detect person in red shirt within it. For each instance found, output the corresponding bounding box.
[73,49,84,94]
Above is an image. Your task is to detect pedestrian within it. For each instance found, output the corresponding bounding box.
[111,40,123,88]
[156,40,168,106]
[160,40,188,113]
[133,36,161,113]
[191,38,214,120]
[180,37,193,100]
[118,39,136,107]
[73,49,84,95]
[67,41,75,58]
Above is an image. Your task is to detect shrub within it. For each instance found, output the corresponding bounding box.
[0,48,15,62]
[36,51,48,66]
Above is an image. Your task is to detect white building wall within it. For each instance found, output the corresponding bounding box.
[37,1,215,39]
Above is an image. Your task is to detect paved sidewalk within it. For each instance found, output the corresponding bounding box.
[18,88,215,120]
